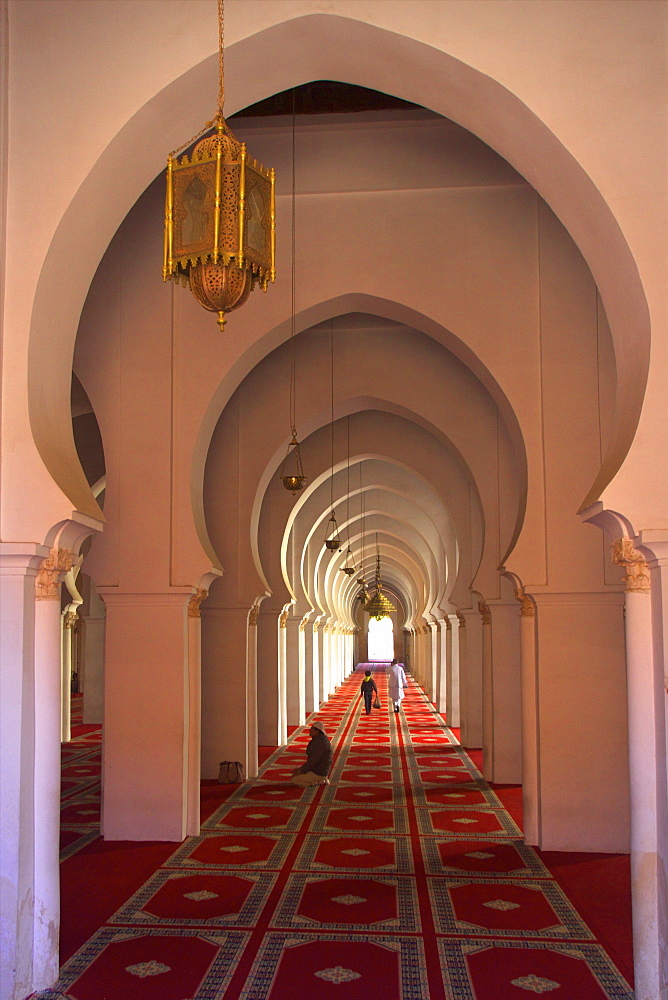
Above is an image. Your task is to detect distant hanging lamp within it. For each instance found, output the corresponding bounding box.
[365,535,397,620]
[163,0,276,331]
[341,417,356,575]
[280,92,307,494]
[356,469,369,604]
[324,321,341,552]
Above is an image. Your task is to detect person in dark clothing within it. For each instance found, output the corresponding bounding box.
[290,719,333,786]
[360,670,379,714]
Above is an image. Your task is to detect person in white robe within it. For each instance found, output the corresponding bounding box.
[388,659,408,713]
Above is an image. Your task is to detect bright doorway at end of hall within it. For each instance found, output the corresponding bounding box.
[367,615,394,661]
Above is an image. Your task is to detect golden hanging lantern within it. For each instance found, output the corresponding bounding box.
[365,546,396,620]
[365,591,397,621]
[163,1,275,330]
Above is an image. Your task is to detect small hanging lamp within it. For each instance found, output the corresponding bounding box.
[340,418,356,574]
[325,512,342,551]
[280,92,307,494]
[163,0,275,331]
[355,466,368,600]
[281,433,307,494]
[324,320,341,552]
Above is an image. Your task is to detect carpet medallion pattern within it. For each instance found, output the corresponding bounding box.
[36,673,633,999]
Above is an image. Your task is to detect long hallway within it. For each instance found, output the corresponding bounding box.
[39,669,633,1000]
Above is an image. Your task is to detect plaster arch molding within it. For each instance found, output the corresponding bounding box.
[21,7,652,547]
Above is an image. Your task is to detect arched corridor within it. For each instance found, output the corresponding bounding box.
[2,6,667,1000]
[42,668,632,1000]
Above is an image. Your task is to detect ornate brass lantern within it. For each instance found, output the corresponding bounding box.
[163,1,275,330]
[365,548,396,620]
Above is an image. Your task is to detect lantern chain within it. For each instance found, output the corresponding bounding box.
[290,89,297,436]
[217,0,225,115]
[168,0,225,159]
[330,319,335,514]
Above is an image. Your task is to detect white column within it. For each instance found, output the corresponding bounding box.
[428,621,438,703]
[277,611,288,742]
[301,618,317,715]
[313,621,323,709]
[245,604,258,780]
[479,601,494,780]
[60,611,74,742]
[303,622,320,715]
[446,614,461,728]
[256,608,280,746]
[435,621,446,717]
[82,584,105,725]
[185,589,206,834]
[487,601,522,784]
[455,613,466,738]
[60,562,83,742]
[517,592,540,845]
[1,545,45,1000]
[285,616,302,726]
[34,547,75,988]
[615,537,668,1000]
[459,608,482,747]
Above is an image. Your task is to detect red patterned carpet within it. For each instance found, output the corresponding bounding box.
[34,675,634,999]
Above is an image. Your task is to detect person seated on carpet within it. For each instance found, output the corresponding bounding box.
[360,670,379,714]
[290,719,333,786]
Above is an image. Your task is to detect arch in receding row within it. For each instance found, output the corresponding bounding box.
[29,13,648,538]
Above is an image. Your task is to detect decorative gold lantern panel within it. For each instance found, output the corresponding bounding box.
[163,116,276,330]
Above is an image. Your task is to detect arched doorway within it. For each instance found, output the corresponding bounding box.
[367,615,394,661]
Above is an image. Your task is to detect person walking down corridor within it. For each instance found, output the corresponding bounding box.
[290,720,333,786]
[360,670,379,714]
[388,658,408,713]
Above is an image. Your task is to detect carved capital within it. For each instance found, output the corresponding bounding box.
[248,604,260,626]
[313,621,321,633]
[279,610,289,628]
[62,610,79,629]
[478,601,492,625]
[36,548,74,600]
[456,612,466,629]
[188,588,209,618]
[611,537,651,593]
[520,596,535,617]
[513,586,535,617]
[299,618,308,632]
[445,617,452,630]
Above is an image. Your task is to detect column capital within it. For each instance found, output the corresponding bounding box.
[514,586,536,617]
[279,609,289,628]
[36,547,74,600]
[188,588,209,618]
[248,603,260,626]
[611,537,650,593]
[478,601,492,625]
[62,610,79,629]
[456,611,466,628]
